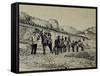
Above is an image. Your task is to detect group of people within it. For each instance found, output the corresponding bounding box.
[54,36,85,55]
[31,30,52,55]
[31,30,85,55]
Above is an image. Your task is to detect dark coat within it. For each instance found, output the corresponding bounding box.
[55,39,61,48]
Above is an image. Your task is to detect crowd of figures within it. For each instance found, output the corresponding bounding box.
[31,30,85,55]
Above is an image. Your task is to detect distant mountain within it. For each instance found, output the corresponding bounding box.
[30,17,80,34]
[19,12,61,30]
[63,26,81,34]
[77,26,96,39]
[85,26,96,34]
[19,11,81,35]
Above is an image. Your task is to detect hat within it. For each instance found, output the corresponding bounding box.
[44,32,47,34]
[33,31,36,34]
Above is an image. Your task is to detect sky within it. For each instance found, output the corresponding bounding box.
[19,4,96,31]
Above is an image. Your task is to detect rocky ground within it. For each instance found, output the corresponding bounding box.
[19,46,96,71]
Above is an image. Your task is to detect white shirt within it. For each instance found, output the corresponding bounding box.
[31,33,39,44]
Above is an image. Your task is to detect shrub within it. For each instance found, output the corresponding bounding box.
[75,51,90,59]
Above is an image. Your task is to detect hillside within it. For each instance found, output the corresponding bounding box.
[77,26,96,39]
[19,11,81,34]
[63,25,81,34]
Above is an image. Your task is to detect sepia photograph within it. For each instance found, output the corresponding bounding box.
[18,3,97,72]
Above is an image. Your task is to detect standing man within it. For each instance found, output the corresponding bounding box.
[76,40,79,52]
[31,32,39,54]
[60,36,64,53]
[54,35,61,55]
[64,36,67,52]
[67,36,71,52]
[47,32,53,53]
[76,40,84,52]
[42,32,48,55]
[71,40,75,52]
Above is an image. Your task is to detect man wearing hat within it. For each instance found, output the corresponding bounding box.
[31,31,39,54]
